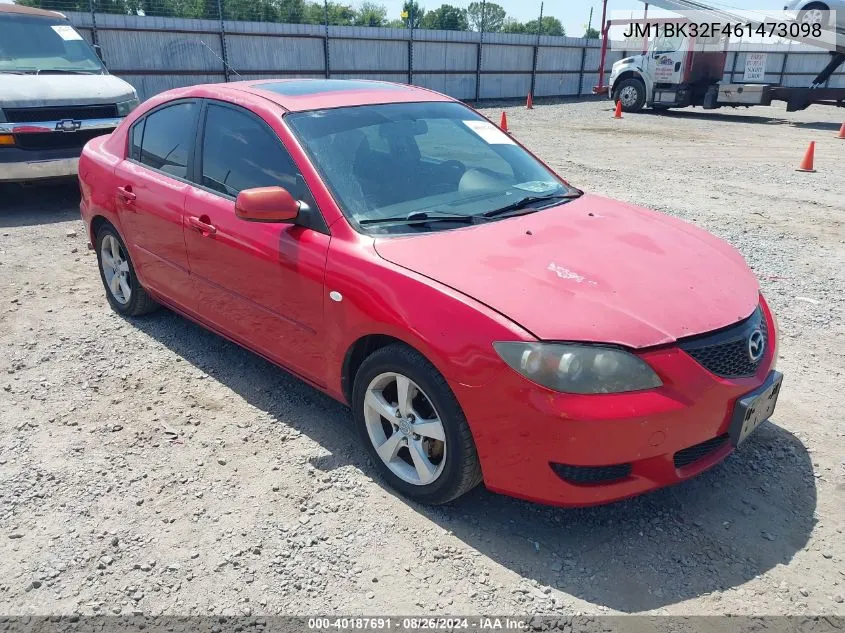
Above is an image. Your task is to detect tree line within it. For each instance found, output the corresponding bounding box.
[20,0,581,36]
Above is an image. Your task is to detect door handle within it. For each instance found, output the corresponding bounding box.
[117,186,136,203]
[188,215,217,236]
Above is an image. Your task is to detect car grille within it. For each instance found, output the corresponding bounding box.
[14,129,110,151]
[679,306,768,378]
[2,104,118,123]
[673,434,729,469]
[551,462,632,485]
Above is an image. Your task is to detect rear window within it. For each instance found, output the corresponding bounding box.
[133,102,198,179]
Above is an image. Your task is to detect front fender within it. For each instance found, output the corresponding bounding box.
[322,237,534,405]
[611,67,652,103]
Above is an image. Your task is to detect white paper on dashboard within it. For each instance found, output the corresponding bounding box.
[462,120,516,145]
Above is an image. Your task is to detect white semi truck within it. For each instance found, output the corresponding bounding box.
[594,0,845,113]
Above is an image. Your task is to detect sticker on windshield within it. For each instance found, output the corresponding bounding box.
[51,25,84,41]
[463,120,516,145]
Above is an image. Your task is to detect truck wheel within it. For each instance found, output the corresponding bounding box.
[614,78,646,113]
[798,3,831,28]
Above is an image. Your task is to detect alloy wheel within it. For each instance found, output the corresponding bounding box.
[801,8,826,24]
[619,85,639,107]
[363,372,447,486]
[100,234,132,305]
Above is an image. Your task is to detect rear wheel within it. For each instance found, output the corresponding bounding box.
[614,78,647,113]
[95,224,159,317]
[352,344,482,505]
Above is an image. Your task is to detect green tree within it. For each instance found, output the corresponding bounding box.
[420,4,467,30]
[466,1,505,32]
[523,15,565,36]
[303,1,355,25]
[584,26,600,39]
[500,17,526,33]
[401,1,425,29]
[354,1,387,27]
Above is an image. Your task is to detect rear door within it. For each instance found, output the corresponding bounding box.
[182,100,331,384]
[115,100,199,310]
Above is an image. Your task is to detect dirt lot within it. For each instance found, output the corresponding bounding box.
[1,99,844,618]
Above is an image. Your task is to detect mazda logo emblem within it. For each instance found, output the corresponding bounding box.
[748,329,765,363]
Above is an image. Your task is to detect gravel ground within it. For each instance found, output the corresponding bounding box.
[1,99,844,618]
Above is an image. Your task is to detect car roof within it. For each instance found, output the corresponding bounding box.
[181,79,455,113]
[0,4,66,18]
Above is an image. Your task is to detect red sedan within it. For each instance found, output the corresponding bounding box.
[79,79,782,507]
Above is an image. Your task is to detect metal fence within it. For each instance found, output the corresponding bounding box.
[60,10,616,102]
[16,1,845,101]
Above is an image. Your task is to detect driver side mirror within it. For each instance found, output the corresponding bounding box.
[93,44,104,62]
[235,186,300,223]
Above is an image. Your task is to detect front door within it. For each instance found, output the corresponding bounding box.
[646,32,687,86]
[183,101,331,385]
[115,100,199,308]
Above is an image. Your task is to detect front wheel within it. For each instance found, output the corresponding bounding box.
[352,344,482,505]
[613,78,647,113]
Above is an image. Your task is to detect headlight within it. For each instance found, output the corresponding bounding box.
[493,342,662,394]
[116,96,140,116]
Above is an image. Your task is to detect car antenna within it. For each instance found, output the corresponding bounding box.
[199,40,242,78]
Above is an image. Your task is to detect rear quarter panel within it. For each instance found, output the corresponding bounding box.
[79,133,122,244]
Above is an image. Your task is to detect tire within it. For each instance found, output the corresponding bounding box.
[95,223,160,317]
[352,344,482,505]
[613,77,647,113]
[797,3,831,28]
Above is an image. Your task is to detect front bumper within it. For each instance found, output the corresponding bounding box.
[454,304,779,507]
[0,155,79,182]
[0,117,121,182]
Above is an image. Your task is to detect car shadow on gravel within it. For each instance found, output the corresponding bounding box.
[132,310,816,614]
[0,182,81,227]
[424,420,817,612]
[643,109,841,131]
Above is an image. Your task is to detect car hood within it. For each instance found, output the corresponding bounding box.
[0,74,135,109]
[373,194,760,348]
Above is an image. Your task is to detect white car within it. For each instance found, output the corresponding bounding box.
[784,0,845,31]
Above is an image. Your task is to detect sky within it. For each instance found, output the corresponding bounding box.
[365,0,792,38]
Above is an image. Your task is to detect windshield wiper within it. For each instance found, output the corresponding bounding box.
[360,210,481,227]
[481,191,583,219]
[35,68,99,75]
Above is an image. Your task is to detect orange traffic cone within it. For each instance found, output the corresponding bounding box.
[796,141,816,172]
[500,111,509,133]
[526,92,534,109]
[613,100,623,119]
[837,121,845,139]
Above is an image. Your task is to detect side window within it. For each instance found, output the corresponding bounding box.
[200,104,310,201]
[129,118,144,162]
[135,102,197,179]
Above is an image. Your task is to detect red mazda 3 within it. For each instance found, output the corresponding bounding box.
[79,79,782,507]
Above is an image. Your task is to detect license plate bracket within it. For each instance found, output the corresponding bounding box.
[729,371,783,447]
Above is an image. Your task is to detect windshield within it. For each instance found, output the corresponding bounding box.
[0,13,104,74]
[286,101,574,234]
